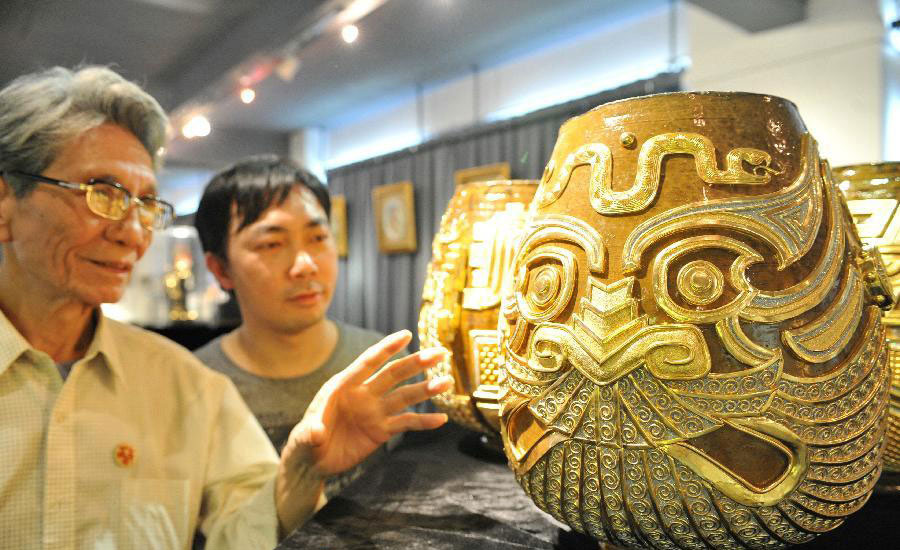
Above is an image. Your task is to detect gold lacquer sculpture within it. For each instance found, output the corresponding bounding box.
[419,179,538,434]
[835,162,900,487]
[164,246,198,322]
[498,92,892,549]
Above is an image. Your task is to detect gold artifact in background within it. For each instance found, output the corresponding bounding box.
[453,161,511,186]
[835,162,900,478]
[164,247,197,321]
[162,227,210,323]
[419,179,537,434]
[498,92,891,550]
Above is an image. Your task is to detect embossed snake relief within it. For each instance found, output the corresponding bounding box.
[534,132,778,215]
[499,133,890,550]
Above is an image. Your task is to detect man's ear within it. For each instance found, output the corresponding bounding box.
[205,252,234,290]
[0,175,16,243]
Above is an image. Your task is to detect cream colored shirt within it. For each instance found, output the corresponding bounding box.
[0,311,282,550]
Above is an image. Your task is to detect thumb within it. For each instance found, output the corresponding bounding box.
[304,419,328,447]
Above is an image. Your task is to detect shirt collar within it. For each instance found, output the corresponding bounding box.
[83,312,127,383]
[0,307,124,382]
[0,308,33,377]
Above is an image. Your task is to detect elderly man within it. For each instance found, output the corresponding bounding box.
[0,66,450,549]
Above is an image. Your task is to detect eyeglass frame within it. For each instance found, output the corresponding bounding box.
[2,170,175,230]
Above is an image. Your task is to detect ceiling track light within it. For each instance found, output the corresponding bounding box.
[891,19,900,52]
[341,24,359,43]
[181,114,211,139]
[240,87,256,104]
[169,0,387,131]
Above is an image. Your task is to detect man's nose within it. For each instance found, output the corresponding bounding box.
[288,249,317,277]
[106,205,147,247]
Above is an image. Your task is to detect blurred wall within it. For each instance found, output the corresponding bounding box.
[683,0,886,166]
[326,0,893,170]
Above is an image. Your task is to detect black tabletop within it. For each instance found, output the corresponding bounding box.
[278,423,900,550]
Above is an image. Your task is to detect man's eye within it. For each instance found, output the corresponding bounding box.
[255,241,283,250]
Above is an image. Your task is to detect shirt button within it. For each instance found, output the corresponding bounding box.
[53,410,67,424]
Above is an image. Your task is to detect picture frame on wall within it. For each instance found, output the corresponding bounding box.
[330,194,348,258]
[453,161,511,186]
[372,181,417,254]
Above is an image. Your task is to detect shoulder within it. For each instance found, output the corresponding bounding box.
[319,321,388,373]
[193,334,235,373]
[335,321,385,348]
[102,318,233,393]
[331,321,408,363]
[193,334,223,359]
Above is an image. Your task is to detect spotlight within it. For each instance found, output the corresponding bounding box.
[341,24,359,43]
[240,87,256,104]
[182,115,211,139]
[890,19,900,52]
[275,55,301,81]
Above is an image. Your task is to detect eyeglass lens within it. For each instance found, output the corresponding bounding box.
[86,184,170,229]
[87,185,126,219]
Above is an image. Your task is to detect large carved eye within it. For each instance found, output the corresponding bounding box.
[515,245,577,323]
[653,235,763,324]
[676,260,725,306]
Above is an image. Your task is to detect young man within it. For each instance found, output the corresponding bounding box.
[0,66,451,549]
[193,156,404,496]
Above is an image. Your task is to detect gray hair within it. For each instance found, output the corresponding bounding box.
[0,66,169,197]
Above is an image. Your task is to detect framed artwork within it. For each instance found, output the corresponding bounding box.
[453,161,511,186]
[372,181,417,254]
[330,194,348,258]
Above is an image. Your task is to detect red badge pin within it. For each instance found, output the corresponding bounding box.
[114,443,135,468]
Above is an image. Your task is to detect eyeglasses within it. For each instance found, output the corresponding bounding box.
[4,170,175,230]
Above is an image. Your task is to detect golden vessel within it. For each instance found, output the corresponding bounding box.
[498,92,893,549]
[419,179,537,435]
[835,162,900,479]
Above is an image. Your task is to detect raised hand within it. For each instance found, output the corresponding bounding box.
[276,330,452,531]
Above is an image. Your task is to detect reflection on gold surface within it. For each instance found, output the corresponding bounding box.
[499,92,889,549]
[836,162,900,476]
[418,180,537,434]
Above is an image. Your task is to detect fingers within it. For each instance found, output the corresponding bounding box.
[381,375,453,415]
[366,346,448,394]
[385,411,449,434]
[344,330,413,385]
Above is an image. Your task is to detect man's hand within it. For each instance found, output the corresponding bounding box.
[275,329,452,532]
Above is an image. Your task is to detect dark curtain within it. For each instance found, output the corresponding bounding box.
[326,72,680,345]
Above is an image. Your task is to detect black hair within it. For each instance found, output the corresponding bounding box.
[194,154,330,262]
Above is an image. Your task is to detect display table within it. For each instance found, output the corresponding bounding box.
[278,423,900,550]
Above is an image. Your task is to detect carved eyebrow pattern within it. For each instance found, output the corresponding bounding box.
[621,134,821,274]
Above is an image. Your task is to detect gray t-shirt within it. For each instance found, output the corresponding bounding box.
[194,321,398,496]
